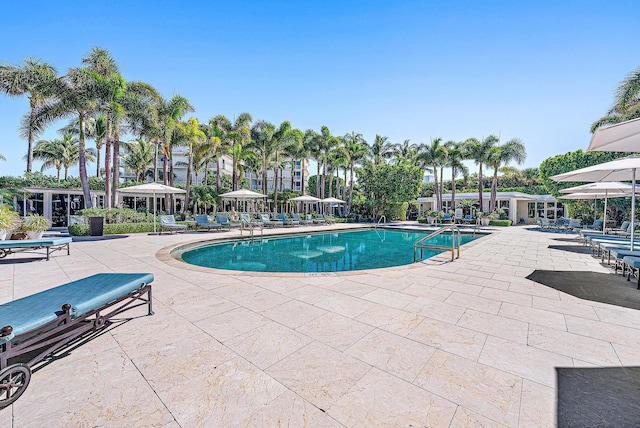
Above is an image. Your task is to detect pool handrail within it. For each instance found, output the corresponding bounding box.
[414,225,461,262]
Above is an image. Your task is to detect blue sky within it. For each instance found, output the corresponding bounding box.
[1,0,638,177]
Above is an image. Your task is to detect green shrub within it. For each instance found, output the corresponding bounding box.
[489,219,512,227]
[68,222,157,235]
[78,207,153,224]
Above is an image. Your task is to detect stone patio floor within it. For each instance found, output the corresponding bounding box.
[0,224,639,427]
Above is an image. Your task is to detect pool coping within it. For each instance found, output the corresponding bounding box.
[156,223,495,277]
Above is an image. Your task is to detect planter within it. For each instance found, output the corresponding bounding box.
[426,216,435,225]
[480,218,490,226]
[89,217,104,236]
[26,231,44,240]
[0,229,6,241]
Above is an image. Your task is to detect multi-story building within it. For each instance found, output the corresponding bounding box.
[158,147,309,191]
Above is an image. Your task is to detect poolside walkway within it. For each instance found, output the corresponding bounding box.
[1,224,639,427]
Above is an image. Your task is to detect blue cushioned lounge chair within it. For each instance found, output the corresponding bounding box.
[195,214,222,232]
[159,215,187,234]
[216,214,241,229]
[0,273,154,407]
[0,237,72,261]
[277,213,299,226]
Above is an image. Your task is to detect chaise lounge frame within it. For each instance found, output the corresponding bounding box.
[0,273,154,408]
[0,238,72,261]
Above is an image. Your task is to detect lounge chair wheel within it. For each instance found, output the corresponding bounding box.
[94,315,107,329]
[0,363,31,408]
[0,250,6,259]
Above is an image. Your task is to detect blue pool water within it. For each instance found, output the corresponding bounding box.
[179,228,479,273]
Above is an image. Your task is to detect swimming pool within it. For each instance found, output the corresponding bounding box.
[178,228,480,273]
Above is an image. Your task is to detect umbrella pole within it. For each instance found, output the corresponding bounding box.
[632,171,636,251]
[153,191,157,234]
[603,190,608,233]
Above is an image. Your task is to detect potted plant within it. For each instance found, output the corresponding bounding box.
[425,210,437,224]
[20,214,52,239]
[477,211,494,226]
[0,205,21,240]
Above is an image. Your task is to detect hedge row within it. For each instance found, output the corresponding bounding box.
[488,219,512,227]
[68,222,157,236]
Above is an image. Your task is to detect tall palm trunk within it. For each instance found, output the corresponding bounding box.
[26,98,37,172]
[96,144,101,177]
[490,168,498,212]
[432,162,440,211]
[104,129,112,208]
[111,132,120,208]
[439,166,444,211]
[215,157,221,191]
[478,164,484,211]
[348,163,355,215]
[451,168,457,211]
[315,162,321,197]
[185,151,192,214]
[262,156,268,195]
[78,112,92,209]
[301,159,306,194]
[273,151,280,210]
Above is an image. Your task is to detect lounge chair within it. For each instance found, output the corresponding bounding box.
[0,272,154,407]
[259,214,284,228]
[607,221,630,235]
[308,214,325,224]
[461,214,474,224]
[239,213,263,227]
[159,215,187,234]
[216,214,241,229]
[291,213,312,225]
[442,213,454,224]
[623,255,640,288]
[316,214,334,224]
[0,237,72,261]
[585,219,603,231]
[195,214,222,232]
[277,213,300,226]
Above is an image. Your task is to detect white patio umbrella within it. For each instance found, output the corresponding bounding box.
[219,189,267,212]
[320,197,346,216]
[321,197,346,204]
[587,117,640,152]
[559,182,637,230]
[551,155,640,250]
[289,195,321,214]
[118,183,186,233]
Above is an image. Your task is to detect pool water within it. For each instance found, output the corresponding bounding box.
[179,228,479,273]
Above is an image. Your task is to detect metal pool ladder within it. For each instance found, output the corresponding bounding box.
[375,216,387,229]
[414,225,462,262]
[240,218,263,241]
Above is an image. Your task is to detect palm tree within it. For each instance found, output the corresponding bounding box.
[317,126,339,202]
[0,154,5,161]
[303,129,321,196]
[272,121,300,205]
[228,113,253,190]
[249,120,277,195]
[209,115,233,191]
[463,135,499,211]
[121,139,155,182]
[32,135,96,181]
[343,132,368,215]
[0,57,58,172]
[59,114,108,178]
[392,139,418,165]
[31,64,101,207]
[444,141,468,211]
[283,129,307,193]
[369,134,393,166]
[522,167,540,186]
[486,138,526,211]
[179,118,206,213]
[591,66,640,132]
[417,137,447,211]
